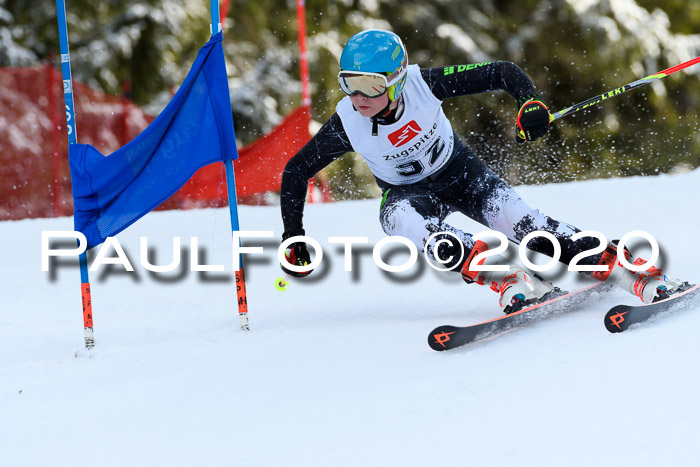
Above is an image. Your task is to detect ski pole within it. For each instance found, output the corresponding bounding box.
[550,56,700,122]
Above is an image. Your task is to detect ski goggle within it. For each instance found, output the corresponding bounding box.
[338,67,406,98]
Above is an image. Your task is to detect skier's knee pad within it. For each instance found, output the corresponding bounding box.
[380,199,428,237]
[380,200,445,254]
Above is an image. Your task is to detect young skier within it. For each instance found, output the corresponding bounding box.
[279,29,684,314]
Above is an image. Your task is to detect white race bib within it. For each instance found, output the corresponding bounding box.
[337,65,454,184]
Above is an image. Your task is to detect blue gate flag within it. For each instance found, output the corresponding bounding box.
[69,32,238,249]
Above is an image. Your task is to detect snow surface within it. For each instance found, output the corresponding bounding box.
[2,170,700,467]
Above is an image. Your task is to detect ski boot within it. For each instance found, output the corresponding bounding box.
[592,241,687,303]
[461,240,559,314]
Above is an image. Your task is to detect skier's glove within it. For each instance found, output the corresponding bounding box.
[281,229,313,278]
[515,93,551,143]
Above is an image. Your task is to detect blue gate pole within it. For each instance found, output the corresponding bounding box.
[56,0,95,348]
[211,1,249,330]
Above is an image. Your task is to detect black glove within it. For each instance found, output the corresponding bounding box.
[515,93,551,143]
[281,229,313,278]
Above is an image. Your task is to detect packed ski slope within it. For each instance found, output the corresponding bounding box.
[2,170,699,467]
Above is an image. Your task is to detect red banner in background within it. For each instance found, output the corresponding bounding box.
[0,64,330,221]
[159,104,332,209]
[0,64,153,220]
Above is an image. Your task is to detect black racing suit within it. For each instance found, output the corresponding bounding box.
[281,62,598,268]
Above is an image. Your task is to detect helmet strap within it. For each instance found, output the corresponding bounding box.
[369,96,404,136]
[371,116,379,136]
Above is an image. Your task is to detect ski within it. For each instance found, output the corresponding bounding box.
[428,282,613,351]
[603,283,699,333]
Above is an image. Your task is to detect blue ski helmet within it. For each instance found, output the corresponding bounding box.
[339,29,408,101]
